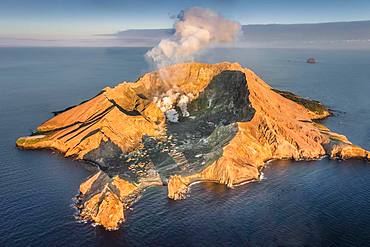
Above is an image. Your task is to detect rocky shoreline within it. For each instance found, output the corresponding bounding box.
[16,62,369,230]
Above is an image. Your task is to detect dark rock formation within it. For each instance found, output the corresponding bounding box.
[307,57,316,64]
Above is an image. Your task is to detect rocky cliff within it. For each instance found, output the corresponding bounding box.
[16,62,369,230]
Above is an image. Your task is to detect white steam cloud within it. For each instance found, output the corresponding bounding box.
[146,7,241,67]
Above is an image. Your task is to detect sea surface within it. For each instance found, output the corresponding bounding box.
[0,47,369,247]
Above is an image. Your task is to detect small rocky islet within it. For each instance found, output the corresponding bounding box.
[16,62,369,230]
[307,57,317,64]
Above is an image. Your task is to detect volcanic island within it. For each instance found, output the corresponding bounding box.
[16,62,369,230]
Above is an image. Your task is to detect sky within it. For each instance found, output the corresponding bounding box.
[1,0,370,46]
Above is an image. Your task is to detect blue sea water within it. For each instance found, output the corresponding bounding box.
[0,47,369,246]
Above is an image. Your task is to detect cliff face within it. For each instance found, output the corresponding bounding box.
[16,62,369,230]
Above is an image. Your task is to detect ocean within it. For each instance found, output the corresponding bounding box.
[0,47,369,246]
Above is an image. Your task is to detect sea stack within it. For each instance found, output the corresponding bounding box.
[307,57,316,64]
[16,62,369,230]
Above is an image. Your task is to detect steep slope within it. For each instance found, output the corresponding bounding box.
[16,62,369,230]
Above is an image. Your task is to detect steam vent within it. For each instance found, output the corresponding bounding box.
[16,62,369,230]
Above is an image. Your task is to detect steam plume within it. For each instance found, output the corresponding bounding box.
[146,7,241,67]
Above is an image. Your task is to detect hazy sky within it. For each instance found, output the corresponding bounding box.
[1,0,369,46]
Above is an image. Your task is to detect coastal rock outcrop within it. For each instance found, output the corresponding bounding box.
[16,62,369,230]
[307,57,316,64]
